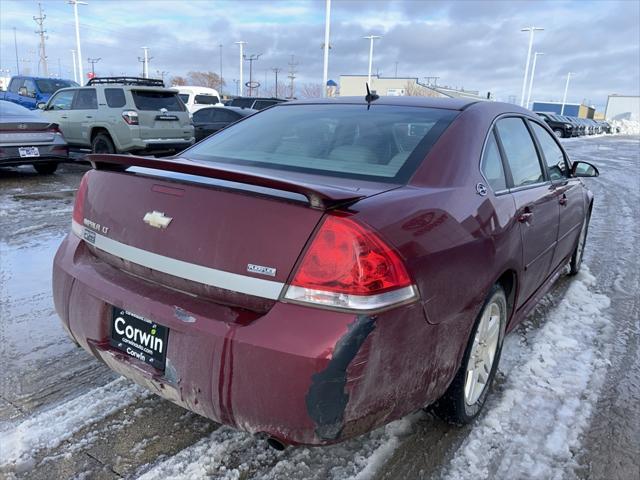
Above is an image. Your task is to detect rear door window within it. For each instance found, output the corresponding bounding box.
[495,117,544,188]
[193,109,215,123]
[72,89,98,109]
[105,88,126,108]
[481,131,507,191]
[530,122,569,181]
[131,90,185,111]
[187,104,458,183]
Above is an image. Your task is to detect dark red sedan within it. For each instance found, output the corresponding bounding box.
[52,97,599,447]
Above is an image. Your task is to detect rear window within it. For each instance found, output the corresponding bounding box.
[105,88,126,108]
[187,104,457,183]
[35,79,78,94]
[131,90,185,111]
[253,100,278,110]
[178,93,190,103]
[229,98,255,109]
[195,94,219,105]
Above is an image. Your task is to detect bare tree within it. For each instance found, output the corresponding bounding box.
[299,83,323,98]
[170,75,187,86]
[186,71,225,90]
[404,81,441,97]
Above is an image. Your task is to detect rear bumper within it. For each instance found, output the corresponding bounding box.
[53,232,442,445]
[126,138,195,154]
[0,144,69,166]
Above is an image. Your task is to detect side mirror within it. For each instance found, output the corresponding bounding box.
[18,86,27,96]
[37,102,46,110]
[572,161,599,178]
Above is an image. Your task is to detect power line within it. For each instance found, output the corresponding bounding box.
[33,2,48,76]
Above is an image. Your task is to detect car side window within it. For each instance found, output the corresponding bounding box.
[496,117,544,188]
[481,131,507,192]
[193,109,213,123]
[529,122,569,181]
[104,88,126,108]
[49,90,76,110]
[23,79,37,96]
[8,79,23,93]
[73,89,98,109]
[218,110,239,122]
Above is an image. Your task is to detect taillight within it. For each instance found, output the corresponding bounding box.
[284,214,417,311]
[47,124,63,135]
[72,173,89,225]
[122,110,139,125]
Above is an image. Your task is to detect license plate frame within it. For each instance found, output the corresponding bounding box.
[18,146,40,158]
[109,307,169,371]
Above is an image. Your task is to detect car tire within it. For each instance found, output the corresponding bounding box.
[33,162,58,174]
[92,132,116,154]
[431,284,507,425]
[553,129,564,138]
[569,210,591,276]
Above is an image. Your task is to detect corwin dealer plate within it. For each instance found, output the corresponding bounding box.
[110,307,169,371]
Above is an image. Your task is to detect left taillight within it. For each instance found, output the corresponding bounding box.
[72,173,88,225]
[283,214,418,312]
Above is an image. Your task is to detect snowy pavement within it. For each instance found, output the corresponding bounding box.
[0,136,638,480]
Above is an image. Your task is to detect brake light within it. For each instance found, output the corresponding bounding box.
[284,215,417,311]
[72,173,89,225]
[122,110,139,125]
[47,124,63,135]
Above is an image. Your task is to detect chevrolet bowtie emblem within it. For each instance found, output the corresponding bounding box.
[143,211,173,229]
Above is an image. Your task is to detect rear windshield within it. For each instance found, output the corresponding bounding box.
[35,79,78,94]
[187,104,457,183]
[195,94,219,105]
[131,90,185,111]
[178,93,190,103]
[229,98,255,109]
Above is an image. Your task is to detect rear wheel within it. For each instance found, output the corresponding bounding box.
[432,285,507,424]
[33,162,58,174]
[553,128,564,138]
[569,212,590,276]
[92,132,116,154]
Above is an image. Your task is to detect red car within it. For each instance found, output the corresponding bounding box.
[52,97,599,447]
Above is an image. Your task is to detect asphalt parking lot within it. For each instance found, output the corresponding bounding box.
[1,135,638,479]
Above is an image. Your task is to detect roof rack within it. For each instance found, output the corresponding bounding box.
[86,77,165,87]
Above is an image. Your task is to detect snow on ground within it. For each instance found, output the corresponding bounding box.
[443,268,612,480]
[0,378,149,473]
[610,119,640,135]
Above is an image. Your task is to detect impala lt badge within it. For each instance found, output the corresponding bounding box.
[247,264,277,277]
[143,211,173,229]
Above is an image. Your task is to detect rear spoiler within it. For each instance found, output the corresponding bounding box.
[87,154,366,209]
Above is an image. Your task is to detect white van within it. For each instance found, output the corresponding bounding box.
[176,86,223,113]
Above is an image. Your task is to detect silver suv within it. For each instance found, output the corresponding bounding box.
[40,77,194,155]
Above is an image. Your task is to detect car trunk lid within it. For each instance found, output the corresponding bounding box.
[130,88,192,140]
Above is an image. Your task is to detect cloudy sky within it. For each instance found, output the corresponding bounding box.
[1,0,638,110]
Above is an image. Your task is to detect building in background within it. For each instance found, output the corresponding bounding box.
[339,75,488,100]
[0,76,10,91]
[531,101,595,118]
[605,95,640,121]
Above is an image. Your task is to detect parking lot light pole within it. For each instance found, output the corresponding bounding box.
[560,72,573,115]
[363,35,381,87]
[70,49,77,82]
[526,52,544,109]
[519,26,543,107]
[322,0,331,97]
[235,41,246,96]
[68,0,87,84]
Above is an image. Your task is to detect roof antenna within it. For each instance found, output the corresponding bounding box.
[365,82,379,108]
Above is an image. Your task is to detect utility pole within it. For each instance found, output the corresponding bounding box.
[234,41,246,96]
[287,55,298,99]
[560,72,573,115]
[218,44,223,93]
[272,67,281,98]
[525,52,544,109]
[156,70,168,82]
[68,1,87,83]
[519,26,544,107]
[33,3,48,76]
[322,0,331,97]
[13,27,20,75]
[363,35,382,87]
[87,57,100,77]
[71,49,77,82]
[233,79,239,96]
[243,53,262,97]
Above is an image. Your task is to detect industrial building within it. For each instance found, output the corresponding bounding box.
[605,95,640,121]
[531,101,595,119]
[339,75,488,100]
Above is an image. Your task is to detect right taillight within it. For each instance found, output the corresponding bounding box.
[72,173,89,225]
[122,110,139,125]
[283,214,418,312]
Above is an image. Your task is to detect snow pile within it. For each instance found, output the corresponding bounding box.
[444,268,612,480]
[136,412,420,480]
[0,378,148,473]
[610,119,640,135]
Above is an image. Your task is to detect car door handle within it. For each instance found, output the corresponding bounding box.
[85,115,93,119]
[60,115,68,119]
[559,194,568,206]
[518,207,533,223]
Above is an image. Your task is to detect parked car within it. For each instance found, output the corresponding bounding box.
[192,106,256,141]
[227,96,286,110]
[597,120,613,134]
[0,76,78,110]
[39,77,194,155]
[53,97,599,448]
[176,86,223,114]
[563,116,585,136]
[535,112,574,138]
[0,100,68,173]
